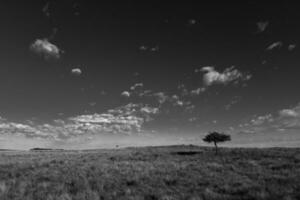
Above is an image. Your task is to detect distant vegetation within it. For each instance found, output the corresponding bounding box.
[0,145,299,200]
[203,131,231,155]
[30,148,64,151]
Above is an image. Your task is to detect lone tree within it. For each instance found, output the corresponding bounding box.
[203,131,231,155]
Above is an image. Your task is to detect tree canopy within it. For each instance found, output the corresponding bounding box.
[203,131,231,155]
[203,132,231,143]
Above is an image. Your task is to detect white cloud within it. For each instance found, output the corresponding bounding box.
[190,87,206,96]
[71,68,82,76]
[70,113,144,134]
[266,41,283,51]
[140,106,159,115]
[30,39,62,60]
[279,109,299,118]
[250,114,274,126]
[138,90,153,97]
[169,95,187,107]
[130,83,143,90]
[185,105,196,113]
[200,66,251,86]
[70,103,160,134]
[239,103,300,133]
[0,104,161,141]
[276,104,300,130]
[122,83,194,111]
[140,105,160,122]
[153,92,169,104]
[121,91,131,98]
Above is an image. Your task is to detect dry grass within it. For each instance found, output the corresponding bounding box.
[0,145,299,200]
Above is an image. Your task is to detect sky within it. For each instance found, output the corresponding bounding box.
[0,1,300,149]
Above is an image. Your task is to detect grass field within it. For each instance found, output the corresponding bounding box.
[0,145,299,200]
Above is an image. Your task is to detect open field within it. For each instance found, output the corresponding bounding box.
[0,145,300,200]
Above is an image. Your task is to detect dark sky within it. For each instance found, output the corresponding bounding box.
[0,1,300,149]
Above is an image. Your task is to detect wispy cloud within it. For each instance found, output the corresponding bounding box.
[250,114,274,126]
[225,96,242,110]
[239,103,300,133]
[150,46,159,52]
[0,104,161,142]
[266,41,283,51]
[152,92,169,104]
[139,45,159,52]
[190,87,206,96]
[188,19,197,25]
[42,2,50,17]
[288,44,297,51]
[256,21,269,33]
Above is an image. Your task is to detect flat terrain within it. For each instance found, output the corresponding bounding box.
[0,146,299,200]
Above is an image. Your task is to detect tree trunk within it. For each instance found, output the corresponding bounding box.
[214,141,218,155]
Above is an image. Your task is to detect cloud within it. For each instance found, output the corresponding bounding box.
[150,46,159,52]
[188,117,197,122]
[130,83,143,90]
[169,95,191,107]
[279,109,299,118]
[100,90,107,96]
[276,104,300,130]
[71,103,160,134]
[139,45,148,51]
[239,103,300,133]
[30,39,62,60]
[140,105,159,115]
[266,41,283,51]
[190,87,206,96]
[225,96,242,110]
[150,92,191,108]
[153,92,169,104]
[138,90,153,97]
[69,114,143,134]
[200,66,251,86]
[256,21,269,33]
[42,2,50,17]
[185,105,196,113]
[140,105,160,122]
[0,104,160,142]
[178,84,189,96]
[250,114,274,126]
[0,121,55,140]
[121,83,194,112]
[139,45,159,52]
[237,130,256,134]
[288,44,296,51]
[89,102,97,107]
[71,68,82,76]
[188,19,197,25]
[121,91,131,98]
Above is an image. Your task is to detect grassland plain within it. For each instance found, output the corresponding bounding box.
[0,145,299,200]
